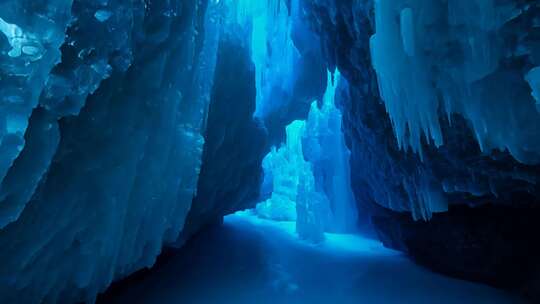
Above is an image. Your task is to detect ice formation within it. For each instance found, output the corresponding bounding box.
[185,30,268,239]
[225,0,300,118]
[5,0,540,302]
[224,0,327,146]
[0,1,71,229]
[256,71,358,241]
[370,0,540,164]
[256,121,308,222]
[0,1,222,302]
[303,72,358,233]
[0,0,331,301]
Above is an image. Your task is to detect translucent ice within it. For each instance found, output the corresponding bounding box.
[370,0,540,164]
[302,71,358,232]
[94,10,113,23]
[256,71,358,240]
[224,0,302,119]
[256,121,309,222]
[0,1,222,303]
[0,17,42,59]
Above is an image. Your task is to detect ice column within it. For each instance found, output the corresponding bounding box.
[256,70,358,240]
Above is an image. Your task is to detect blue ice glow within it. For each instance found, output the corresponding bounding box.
[256,71,358,242]
[303,71,358,233]
[225,0,300,119]
[370,0,540,164]
[0,2,222,302]
[256,121,307,222]
[233,211,398,256]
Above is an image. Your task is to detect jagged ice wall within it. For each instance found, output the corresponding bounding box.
[0,0,220,302]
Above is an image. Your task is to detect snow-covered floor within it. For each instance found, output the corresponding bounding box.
[99,212,526,304]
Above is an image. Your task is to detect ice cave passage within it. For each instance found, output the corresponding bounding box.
[98,26,524,304]
[2,0,540,303]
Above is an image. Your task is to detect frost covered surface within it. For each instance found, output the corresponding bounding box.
[370,0,540,164]
[0,0,220,302]
[100,212,525,304]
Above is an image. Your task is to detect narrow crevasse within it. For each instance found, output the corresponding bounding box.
[2,0,540,303]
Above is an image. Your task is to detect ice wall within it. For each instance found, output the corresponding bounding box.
[0,0,221,302]
[0,0,72,228]
[370,0,540,164]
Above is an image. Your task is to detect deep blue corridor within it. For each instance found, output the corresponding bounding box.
[1,0,540,303]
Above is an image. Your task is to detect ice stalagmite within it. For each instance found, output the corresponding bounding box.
[256,71,358,240]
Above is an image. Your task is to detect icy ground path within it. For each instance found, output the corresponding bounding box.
[99,212,525,304]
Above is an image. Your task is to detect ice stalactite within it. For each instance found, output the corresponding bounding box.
[303,71,358,233]
[224,0,302,118]
[370,0,540,164]
[0,17,43,59]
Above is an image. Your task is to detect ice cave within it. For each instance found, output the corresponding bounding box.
[0,0,540,303]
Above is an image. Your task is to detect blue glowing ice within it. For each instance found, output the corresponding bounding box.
[256,71,357,241]
[370,0,540,164]
[104,211,525,304]
[303,71,358,233]
[225,0,301,119]
[256,121,308,222]
[0,1,222,302]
